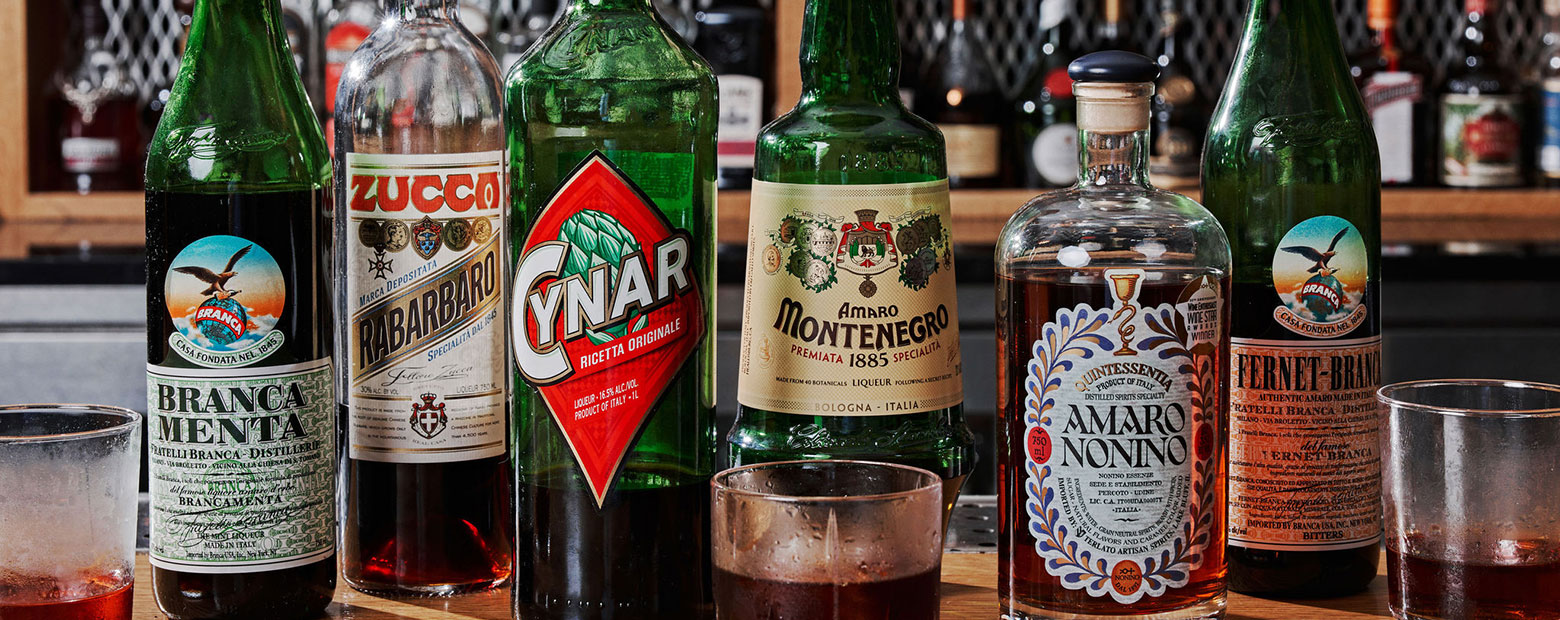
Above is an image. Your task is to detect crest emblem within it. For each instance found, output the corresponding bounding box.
[835,209,898,297]
[410,393,448,440]
[412,216,443,259]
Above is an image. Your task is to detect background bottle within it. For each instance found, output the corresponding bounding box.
[1350,0,1432,186]
[50,0,143,193]
[1538,0,1560,186]
[694,0,773,190]
[1150,0,1210,190]
[730,0,975,523]
[1440,0,1526,187]
[917,0,1005,188]
[333,0,512,596]
[997,50,1230,620]
[493,0,560,73]
[1098,0,1125,48]
[144,0,336,617]
[1204,0,1382,597]
[1012,0,1078,189]
[325,0,381,133]
[506,0,717,617]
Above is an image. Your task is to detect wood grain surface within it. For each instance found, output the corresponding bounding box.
[129,552,1391,619]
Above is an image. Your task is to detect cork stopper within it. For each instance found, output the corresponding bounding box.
[1068,51,1159,134]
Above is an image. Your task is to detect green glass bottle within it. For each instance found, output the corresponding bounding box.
[505,0,717,617]
[1203,0,1383,597]
[729,0,975,520]
[143,0,336,618]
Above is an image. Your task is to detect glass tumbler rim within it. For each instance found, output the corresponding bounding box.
[1377,379,1560,418]
[0,403,143,445]
[711,459,942,504]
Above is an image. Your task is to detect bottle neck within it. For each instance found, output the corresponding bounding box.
[799,0,901,104]
[397,0,457,19]
[1243,0,1350,70]
[568,0,653,14]
[1099,0,1123,43]
[1075,82,1152,187]
[1464,1,1499,52]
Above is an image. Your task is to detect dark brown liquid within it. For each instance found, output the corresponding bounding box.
[714,567,940,620]
[340,405,513,594]
[515,478,712,620]
[997,270,1229,616]
[1388,534,1560,619]
[152,561,335,620]
[0,577,131,620]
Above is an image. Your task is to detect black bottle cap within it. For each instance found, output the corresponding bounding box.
[1067,51,1161,84]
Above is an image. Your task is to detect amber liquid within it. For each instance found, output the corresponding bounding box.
[341,405,513,594]
[0,576,131,620]
[713,567,940,620]
[1388,534,1560,619]
[997,270,1229,618]
[515,477,712,620]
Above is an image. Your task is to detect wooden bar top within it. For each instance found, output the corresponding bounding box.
[129,552,1391,618]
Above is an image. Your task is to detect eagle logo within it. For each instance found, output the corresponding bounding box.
[173,245,252,301]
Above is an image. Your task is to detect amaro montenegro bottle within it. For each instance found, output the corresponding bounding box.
[1203,0,1384,597]
[729,0,976,519]
[143,0,336,617]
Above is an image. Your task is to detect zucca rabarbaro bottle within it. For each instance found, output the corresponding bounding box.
[506,0,718,617]
[1204,0,1383,597]
[144,0,336,617]
[333,0,513,596]
[730,0,976,522]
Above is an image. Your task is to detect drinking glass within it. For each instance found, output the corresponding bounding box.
[1380,380,1560,620]
[0,404,142,620]
[712,460,945,620]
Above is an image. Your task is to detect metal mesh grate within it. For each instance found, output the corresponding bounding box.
[901,0,1556,98]
[83,0,1560,102]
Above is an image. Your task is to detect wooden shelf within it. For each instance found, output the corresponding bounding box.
[128,552,1390,618]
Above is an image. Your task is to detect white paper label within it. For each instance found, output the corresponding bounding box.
[1033,123,1078,186]
[62,137,120,173]
[1363,72,1420,184]
[718,74,764,170]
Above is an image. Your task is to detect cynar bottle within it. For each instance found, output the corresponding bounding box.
[996,51,1231,620]
[144,0,335,617]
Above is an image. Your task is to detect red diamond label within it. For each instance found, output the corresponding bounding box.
[511,153,705,505]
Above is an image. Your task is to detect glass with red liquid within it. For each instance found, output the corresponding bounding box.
[712,460,944,620]
[1380,380,1560,620]
[0,404,142,620]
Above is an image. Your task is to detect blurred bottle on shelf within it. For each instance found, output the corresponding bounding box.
[1439,0,1525,188]
[918,0,1005,188]
[1350,0,1432,187]
[325,0,381,134]
[458,0,496,42]
[1012,0,1077,189]
[492,0,560,72]
[1098,0,1125,49]
[900,34,926,111]
[1539,0,1560,187]
[281,0,323,116]
[695,0,773,189]
[1149,0,1209,190]
[49,0,143,193]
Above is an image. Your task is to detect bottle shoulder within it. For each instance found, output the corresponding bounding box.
[996,186,1232,271]
[510,10,716,87]
[335,21,505,143]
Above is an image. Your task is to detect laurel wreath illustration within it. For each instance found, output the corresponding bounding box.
[1023,304,1217,601]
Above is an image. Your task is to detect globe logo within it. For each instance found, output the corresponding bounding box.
[195,297,249,346]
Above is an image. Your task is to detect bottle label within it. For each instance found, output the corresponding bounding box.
[344,152,507,463]
[1229,215,1381,550]
[1228,337,1382,550]
[717,74,764,170]
[940,124,1001,179]
[1362,71,1422,184]
[1542,79,1560,176]
[511,152,705,505]
[146,358,336,573]
[737,180,963,416]
[1022,271,1222,603]
[1032,122,1078,186]
[61,137,121,173]
[1441,93,1522,186]
[1269,216,1370,339]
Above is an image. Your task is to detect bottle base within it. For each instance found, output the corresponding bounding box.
[344,574,509,598]
[1001,596,1226,620]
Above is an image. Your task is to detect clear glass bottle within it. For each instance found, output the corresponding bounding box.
[996,51,1231,620]
[332,0,512,596]
[1012,0,1079,189]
